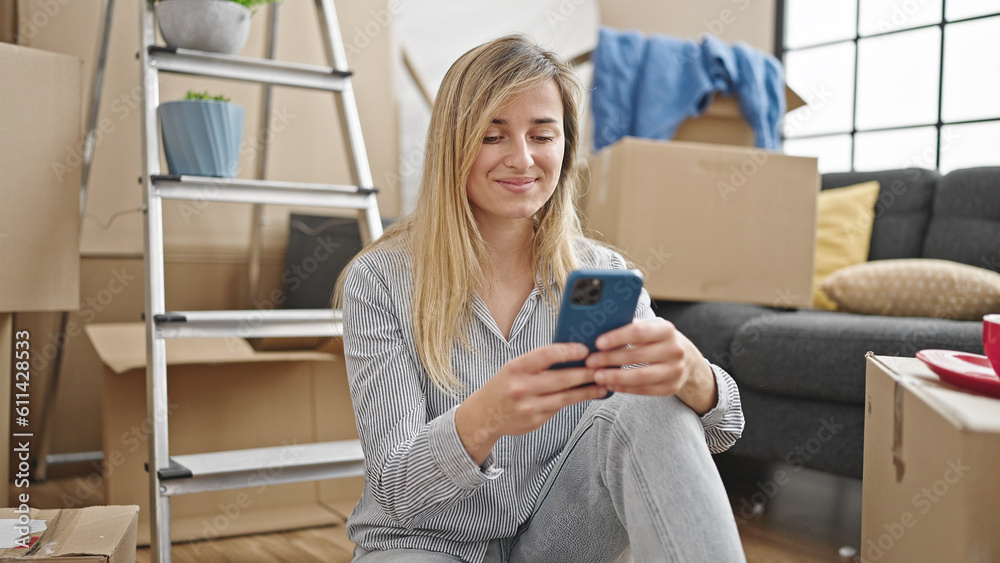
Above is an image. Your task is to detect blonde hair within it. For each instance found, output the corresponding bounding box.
[337,35,585,394]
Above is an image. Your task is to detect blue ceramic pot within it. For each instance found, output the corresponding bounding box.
[159,100,244,178]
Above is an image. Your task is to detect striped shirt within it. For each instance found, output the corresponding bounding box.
[341,238,744,562]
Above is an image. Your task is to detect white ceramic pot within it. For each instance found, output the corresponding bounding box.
[156,0,252,55]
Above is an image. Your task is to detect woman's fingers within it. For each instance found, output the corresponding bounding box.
[594,364,684,395]
[587,320,684,370]
[595,317,673,350]
[509,342,590,374]
[588,339,679,370]
[531,382,610,413]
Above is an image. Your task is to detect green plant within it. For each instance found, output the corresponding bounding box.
[154,0,281,9]
[183,89,231,103]
[229,0,280,8]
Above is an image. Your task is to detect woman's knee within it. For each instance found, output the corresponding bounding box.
[594,393,703,438]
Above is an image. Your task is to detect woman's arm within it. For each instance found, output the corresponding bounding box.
[343,258,501,527]
[454,343,608,465]
[579,248,745,452]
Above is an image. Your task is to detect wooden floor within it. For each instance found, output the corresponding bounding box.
[23,457,861,562]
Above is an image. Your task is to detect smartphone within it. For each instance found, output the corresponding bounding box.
[550,269,644,377]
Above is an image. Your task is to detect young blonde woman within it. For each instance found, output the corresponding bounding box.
[339,35,746,562]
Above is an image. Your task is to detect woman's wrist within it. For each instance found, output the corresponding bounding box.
[454,398,500,466]
[675,355,718,416]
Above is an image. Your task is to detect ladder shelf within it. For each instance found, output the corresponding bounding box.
[132,1,381,560]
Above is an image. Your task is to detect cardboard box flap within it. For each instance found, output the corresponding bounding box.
[0,506,137,561]
[86,322,336,374]
[701,85,806,120]
[786,86,806,112]
[875,355,1000,433]
[45,506,138,558]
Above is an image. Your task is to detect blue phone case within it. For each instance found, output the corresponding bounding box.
[551,269,644,370]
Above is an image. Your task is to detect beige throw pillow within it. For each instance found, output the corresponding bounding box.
[821,259,1000,320]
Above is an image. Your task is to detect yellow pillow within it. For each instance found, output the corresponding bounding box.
[822,259,1000,320]
[813,181,881,309]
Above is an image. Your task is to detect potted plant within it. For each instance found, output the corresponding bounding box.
[155,0,280,55]
[159,90,244,178]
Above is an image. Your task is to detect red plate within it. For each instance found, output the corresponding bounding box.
[916,349,1000,399]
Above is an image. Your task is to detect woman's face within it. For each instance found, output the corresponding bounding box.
[465,79,565,229]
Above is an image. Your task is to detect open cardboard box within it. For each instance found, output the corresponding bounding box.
[585,137,818,308]
[88,323,362,546]
[673,85,806,148]
[862,355,1000,562]
[0,505,138,562]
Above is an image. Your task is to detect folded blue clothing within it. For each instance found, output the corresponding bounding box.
[591,28,645,152]
[631,34,713,143]
[733,41,786,150]
[591,27,786,151]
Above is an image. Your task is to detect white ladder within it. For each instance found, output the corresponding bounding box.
[132,1,381,561]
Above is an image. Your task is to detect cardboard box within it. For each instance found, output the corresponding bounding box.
[862,355,1000,562]
[0,505,138,562]
[585,137,818,308]
[0,1,15,44]
[0,42,81,312]
[673,86,806,147]
[87,323,362,546]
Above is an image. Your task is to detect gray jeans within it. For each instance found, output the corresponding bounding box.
[353,393,746,562]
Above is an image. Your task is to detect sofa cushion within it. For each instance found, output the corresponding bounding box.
[822,258,1000,320]
[651,300,777,373]
[822,168,939,261]
[922,167,1000,274]
[813,181,880,309]
[728,309,983,404]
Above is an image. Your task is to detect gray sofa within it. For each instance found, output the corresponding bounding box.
[653,167,1000,479]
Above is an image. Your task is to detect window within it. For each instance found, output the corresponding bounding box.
[779,0,1000,174]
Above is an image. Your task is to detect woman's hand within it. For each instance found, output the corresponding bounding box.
[455,342,609,465]
[585,318,719,415]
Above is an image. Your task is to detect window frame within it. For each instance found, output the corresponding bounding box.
[776,0,1000,171]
